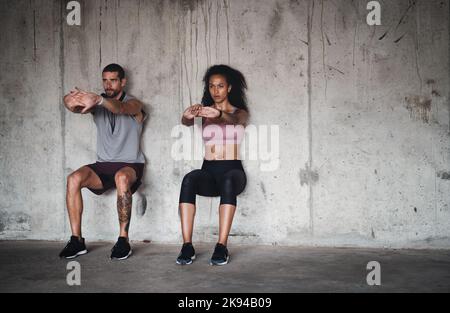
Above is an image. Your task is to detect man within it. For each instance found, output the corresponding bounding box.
[60,63,146,260]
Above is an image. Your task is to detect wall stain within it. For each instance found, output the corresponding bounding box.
[33,8,36,62]
[405,95,431,124]
[224,0,231,63]
[327,65,344,75]
[299,163,319,186]
[342,12,346,30]
[260,181,267,200]
[213,231,258,237]
[289,0,300,8]
[180,0,198,12]
[394,33,406,43]
[0,212,31,232]
[431,90,441,97]
[153,0,164,17]
[320,0,327,97]
[426,78,441,97]
[135,193,147,217]
[379,1,415,41]
[172,167,181,177]
[268,2,283,38]
[437,171,450,180]
[325,32,331,45]
[99,4,102,67]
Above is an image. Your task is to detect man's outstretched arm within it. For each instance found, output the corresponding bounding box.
[63,91,88,114]
[70,88,143,115]
[100,96,143,115]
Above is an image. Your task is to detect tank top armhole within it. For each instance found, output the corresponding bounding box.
[141,110,148,122]
[131,109,147,123]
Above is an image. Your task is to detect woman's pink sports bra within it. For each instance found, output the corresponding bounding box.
[202,108,245,145]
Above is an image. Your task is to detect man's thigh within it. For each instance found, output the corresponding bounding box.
[73,165,104,190]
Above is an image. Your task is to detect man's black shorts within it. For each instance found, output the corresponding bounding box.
[86,162,145,195]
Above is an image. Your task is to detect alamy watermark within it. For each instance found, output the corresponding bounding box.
[366,261,381,286]
[66,261,81,286]
[66,1,382,27]
[171,118,280,172]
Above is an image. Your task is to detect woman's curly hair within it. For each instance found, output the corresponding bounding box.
[201,64,249,112]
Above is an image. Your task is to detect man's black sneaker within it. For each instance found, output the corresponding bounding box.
[110,237,132,260]
[176,242,196,265]
[210,243,229,266]
[59,236,88,259]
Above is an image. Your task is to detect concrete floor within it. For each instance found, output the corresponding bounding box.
[0,240,449,293]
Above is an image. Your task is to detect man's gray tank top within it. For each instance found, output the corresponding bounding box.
[92,92,146,163]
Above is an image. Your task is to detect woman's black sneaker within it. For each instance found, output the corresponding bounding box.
[110,237,132,260]
[59,236,88,259]
[210,243,229,266]
[176,242,196,265]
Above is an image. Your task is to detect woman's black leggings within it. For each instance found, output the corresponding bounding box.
[179,160,247,206]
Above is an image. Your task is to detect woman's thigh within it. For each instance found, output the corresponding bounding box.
[184,169,220,197]
[221,169,247,195]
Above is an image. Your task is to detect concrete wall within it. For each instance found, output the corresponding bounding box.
[0,0,449,248]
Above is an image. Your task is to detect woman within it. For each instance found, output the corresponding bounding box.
[177,64,249,266]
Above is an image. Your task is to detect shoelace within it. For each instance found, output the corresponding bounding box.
[111,242,121,252]
[64,239,77,250]
[63,242,71,251]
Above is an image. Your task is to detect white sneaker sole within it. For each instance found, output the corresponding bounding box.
[64,249,88,259]
[111,249,132,261]
[210,255,230,266]
[176,255,196,265]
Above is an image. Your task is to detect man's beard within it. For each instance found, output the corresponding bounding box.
[105,90,120,98]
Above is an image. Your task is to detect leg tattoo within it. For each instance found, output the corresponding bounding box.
[117,190,132,232]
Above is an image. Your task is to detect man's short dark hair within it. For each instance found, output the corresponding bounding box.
[102,63,125,80]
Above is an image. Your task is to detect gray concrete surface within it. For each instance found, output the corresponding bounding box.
[0,0,449,249]
[0,240,449,292]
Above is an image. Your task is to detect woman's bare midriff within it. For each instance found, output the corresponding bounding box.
[204,144,241,160]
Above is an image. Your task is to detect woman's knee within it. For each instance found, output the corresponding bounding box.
[181,170,201,189]
[220,172,246,198]
[179,170,202,204]
[219,188,237,206]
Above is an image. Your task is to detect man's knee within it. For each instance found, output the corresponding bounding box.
[115,172,131,190]
[67,171,84,190]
